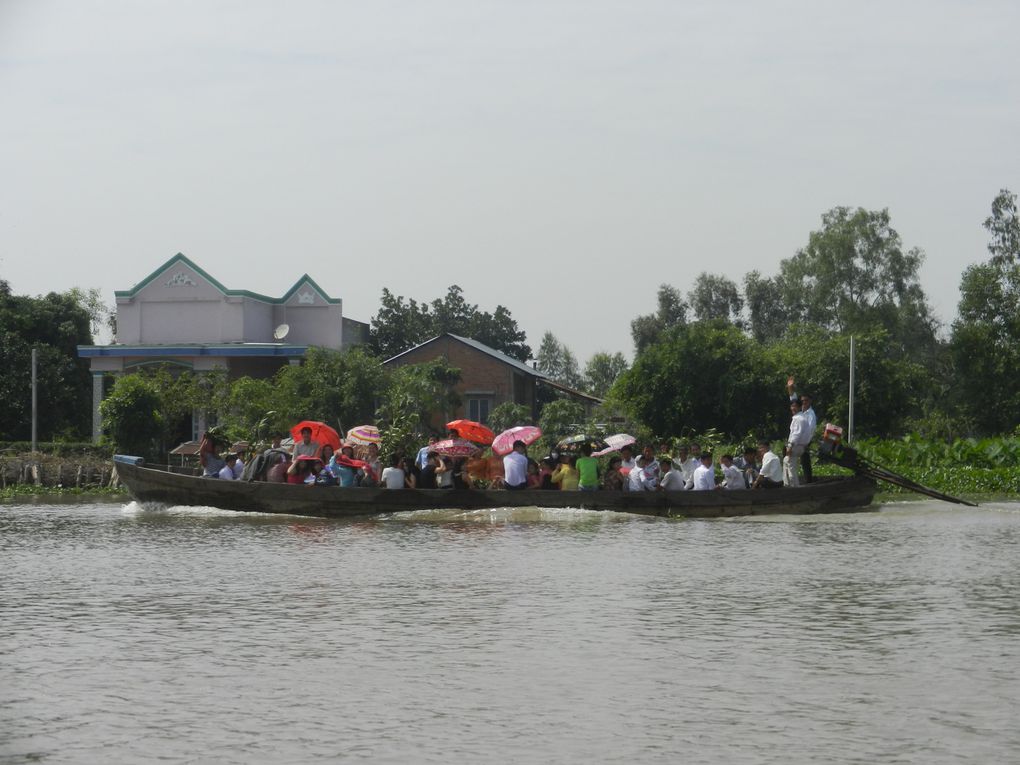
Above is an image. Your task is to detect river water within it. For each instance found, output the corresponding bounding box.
[2,499,1018,764]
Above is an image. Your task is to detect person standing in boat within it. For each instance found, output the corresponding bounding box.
[619,445,636,471]
[784,399,807,487]
[199,430,227,478]
[787,378,817,483]
[503,439,529,490]
[603,455,625,490]
[292,427,319,459]
[752,440,783,489]
[576,443,600,491]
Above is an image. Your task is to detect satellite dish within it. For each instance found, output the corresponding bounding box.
[273,323,290,341]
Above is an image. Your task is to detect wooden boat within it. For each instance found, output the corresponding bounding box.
[113,455,877,519]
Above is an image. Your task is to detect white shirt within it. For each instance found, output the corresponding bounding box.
[788,412,808,447]
[760,451,783,482]
[800,406,817,443]
[503,450,528,487]
[218,464,236,480]
[620,456,636,470]
[232,458,245,479]
[721,464,745,490]
[692,463,715,491]
[381,466,405,489]
[628,464,647,491]
[660,469,686,491]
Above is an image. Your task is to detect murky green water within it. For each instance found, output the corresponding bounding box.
[2,500,1018,764]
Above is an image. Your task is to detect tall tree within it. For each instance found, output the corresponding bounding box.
[0,283,95,441]
[688,273,744,326]
[631,284,688,353]
[535,331,583,389]
[950,188,1020,434]
[777,207,937,353]
[743,271,791,344]
[370,285,531,361]
[582,351,628,398]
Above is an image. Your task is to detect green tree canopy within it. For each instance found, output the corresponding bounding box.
[582,351,628,398]
[631,284,688,354]
[370,285,531,361]
[688,273,744,327]
[0,283,96,440]
[99,374,164,459]
[535,331,583,389]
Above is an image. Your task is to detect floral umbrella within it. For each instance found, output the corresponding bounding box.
[346,424,381,446]
[290,421,341,451]
[445,419,495,445]
[592,433,637,458]
[432,438,483,458]
[491,425,543,456]
[556,434,609,453]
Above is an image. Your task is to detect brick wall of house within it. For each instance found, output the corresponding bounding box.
[385,337,537,422]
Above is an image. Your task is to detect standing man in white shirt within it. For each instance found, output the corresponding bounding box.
[787,377,817,483]
[691,452,716,491]
[784,400,807,487]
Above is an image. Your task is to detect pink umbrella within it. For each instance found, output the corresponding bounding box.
[491,425,543,456]
[592,433,636,458]
[346,425,381,446]
[432,438,483,458]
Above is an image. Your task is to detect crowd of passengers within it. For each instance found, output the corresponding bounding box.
[198,428,801,492]
[198,378,817,491]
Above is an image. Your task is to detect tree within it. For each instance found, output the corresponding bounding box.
[777,207,937,353]
[99,374,164,458]
[743,271,791,344]
[370,285,531,361]
[611,321,775,439]
[950,188,1020,434]
[582,351,628,398]
[535,331,583,389]
[631,284,687,353]
[688,273,744,326]
[375,359,462,455]
[487,402,532,434]
[537,398,586,452]
[0,284,95,441]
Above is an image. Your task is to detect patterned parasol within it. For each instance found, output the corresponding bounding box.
[556,434,609,453]
[346,424,381,446]
[491,425,543,456]
[445,419,496,445]
[432,438,483,458]
[592,433,637,458]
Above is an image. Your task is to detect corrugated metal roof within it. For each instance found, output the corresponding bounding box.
[384,333,548,379]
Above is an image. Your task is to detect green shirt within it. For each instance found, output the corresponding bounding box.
[576,456,599,488]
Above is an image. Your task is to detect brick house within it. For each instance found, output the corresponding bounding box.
[383,333,601,424]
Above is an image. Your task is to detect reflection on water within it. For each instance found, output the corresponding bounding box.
[2,500,1019,764]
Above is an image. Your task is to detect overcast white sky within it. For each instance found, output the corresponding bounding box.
[2,0,1018,362]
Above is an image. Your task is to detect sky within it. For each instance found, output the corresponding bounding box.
[2,0,1019,362]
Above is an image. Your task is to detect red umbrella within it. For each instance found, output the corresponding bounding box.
[491,425,543,456]
[445,419,495,445]
[432,438,483,458]
[290,421,341,452]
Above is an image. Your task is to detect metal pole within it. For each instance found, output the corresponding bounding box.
[31,347,38,452]
[848,336,855,444]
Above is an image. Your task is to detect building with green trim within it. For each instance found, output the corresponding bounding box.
[78,253,368,442]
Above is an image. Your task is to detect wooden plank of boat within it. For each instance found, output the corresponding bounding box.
[113,456,877,519]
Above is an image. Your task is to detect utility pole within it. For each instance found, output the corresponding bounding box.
[31,347,38,452]
[848,336,855,444]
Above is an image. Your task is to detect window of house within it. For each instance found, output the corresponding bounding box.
[467,397,492,424]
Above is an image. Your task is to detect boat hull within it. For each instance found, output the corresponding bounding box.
[114,457,877,519]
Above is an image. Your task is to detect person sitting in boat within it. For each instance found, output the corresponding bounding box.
[231,448,247,479]
[360,443,382,487]
[539,456,557,489]
[399,456,418,488]
[199,429,228,478]
[292,427,319,459]
[263,431,285,457]
[327,447,360,487]
[752,441,783,489]
[551,454,580,491]
[602,455,625,491]
[380,453,406,489]
[436,456,455,489]
[318,444,335,465]
[719,454,746,490]
[503,439,529,491]
[576,443,599,492]
[658,458,686,490]
[451,458,471,490]
[619,445,636,471]
[526,459,543,489]
[734,447,759,488]
[691,452,717,490]
[287,455,321,484]
[418,452,439,489]
[218,453,239,480]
